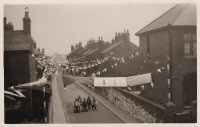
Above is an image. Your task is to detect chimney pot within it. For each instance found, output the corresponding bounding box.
[4,17,6,25]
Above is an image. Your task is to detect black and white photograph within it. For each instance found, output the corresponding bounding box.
[2,0,198,125]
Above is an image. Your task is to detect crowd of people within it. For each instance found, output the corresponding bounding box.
[74,95,98,113]
[104,88,158,123]
[85,87,158,123]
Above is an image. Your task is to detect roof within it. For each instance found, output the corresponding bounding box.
[87,48,98,55]
[83,49,92,56]
[101,41,123,54]
[4,43,33,51]
[136,4,196,35]
[67,47,83,57]
[4,31,34,51]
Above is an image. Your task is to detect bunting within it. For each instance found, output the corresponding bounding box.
[126,73,152,87]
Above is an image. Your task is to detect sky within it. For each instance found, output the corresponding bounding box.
[4,4,175,56]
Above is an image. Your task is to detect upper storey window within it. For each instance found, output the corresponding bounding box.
[184,33,196,58]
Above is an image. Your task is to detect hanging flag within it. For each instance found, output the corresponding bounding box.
[94,77,127,87]
[127,87,132,91]
[11,89,25,98]
[157,69,161,72]
[32,54,35,57]
[127,73,152,86]
[13,75,51,89]
[141,85,144,90]
[167,64,170,70]
[4,90,24,98]
[168,92,171,99]
[151,82,154,88]
[167,54,170,61]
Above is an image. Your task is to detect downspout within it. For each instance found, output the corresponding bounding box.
[167,24,173,102]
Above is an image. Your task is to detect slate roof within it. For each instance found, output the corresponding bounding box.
[87,48,99,55]
[83,49,92,56]
[101,41,123,54]
[4,32,34,51]
[135,4,196,35]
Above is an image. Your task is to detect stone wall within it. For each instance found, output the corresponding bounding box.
[94,87,165,123]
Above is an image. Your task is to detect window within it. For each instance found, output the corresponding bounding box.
[147,35,150,54]
[184,33,196,57]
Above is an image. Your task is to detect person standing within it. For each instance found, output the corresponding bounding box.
[91,98,98,110]
[87,96,92,110]
[82,98,88,112]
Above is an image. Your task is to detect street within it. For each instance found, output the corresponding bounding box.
[58,75,123,123]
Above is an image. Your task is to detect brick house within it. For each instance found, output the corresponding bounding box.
[135,4,196,111]
[4,8,37,88]
[101,30,138,58]
[4,7,47,123]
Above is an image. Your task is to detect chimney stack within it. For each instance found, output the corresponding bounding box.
[79,41,82,48]
[42,48,44,54]
[71,45,75,52]
[4,17,6,25]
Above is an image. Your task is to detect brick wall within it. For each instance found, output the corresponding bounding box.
[4,51,32,88]
[137,27,197,110]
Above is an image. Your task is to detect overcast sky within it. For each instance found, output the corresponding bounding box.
[4,4,175,56]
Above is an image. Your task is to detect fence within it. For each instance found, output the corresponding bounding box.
[175,112,192,123]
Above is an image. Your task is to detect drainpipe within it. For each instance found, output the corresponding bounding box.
[167,24,173,102]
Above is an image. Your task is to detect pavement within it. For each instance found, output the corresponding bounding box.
[51,72,67,123]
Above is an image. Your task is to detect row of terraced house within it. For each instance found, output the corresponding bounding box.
[4,8,51,123]
[66,4,197,122]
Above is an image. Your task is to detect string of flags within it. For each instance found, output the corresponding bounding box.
[63,51,141,76]
[5,53,56,101]
[63,52,171,100]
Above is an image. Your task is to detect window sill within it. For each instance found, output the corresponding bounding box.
[183,55,197,59]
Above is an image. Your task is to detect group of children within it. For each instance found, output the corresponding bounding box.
[74,96,98,113]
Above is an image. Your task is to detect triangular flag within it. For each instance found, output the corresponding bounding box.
[32,54,35,57]
[12,89,25,98]
[151,83,154,88]
[157,69,161,72]
[141,85,144,90]
[167,54,170,61]
[167,64,170,70]
[127,87,132,91]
